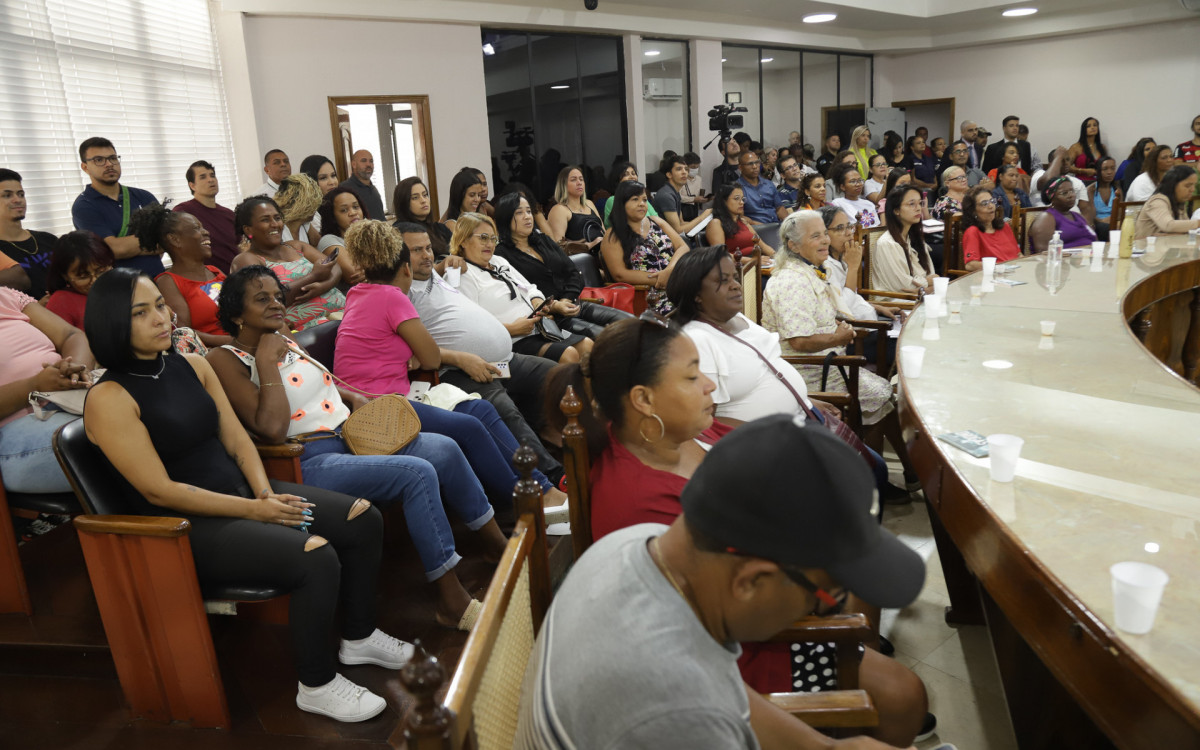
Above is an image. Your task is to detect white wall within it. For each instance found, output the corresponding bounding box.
[239,16,488,213]
[875,21,1200,165]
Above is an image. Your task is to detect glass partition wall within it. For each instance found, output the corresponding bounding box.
[640,39,690,177]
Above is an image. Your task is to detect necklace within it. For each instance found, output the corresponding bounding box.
[0,233,36,257]
[127,356,167,380]
[650,537,688,602]
[232,337,258,352]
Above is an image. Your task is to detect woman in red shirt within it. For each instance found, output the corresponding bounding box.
[961,186,1019,272]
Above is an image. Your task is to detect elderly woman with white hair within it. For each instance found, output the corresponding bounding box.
[761,210,919,497]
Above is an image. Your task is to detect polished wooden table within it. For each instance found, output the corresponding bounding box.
[896,235,1200,750]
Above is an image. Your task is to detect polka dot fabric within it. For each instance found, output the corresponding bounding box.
[790,641,841,692]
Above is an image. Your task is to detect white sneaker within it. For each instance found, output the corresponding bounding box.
[296,674,386,722]
[338,629,414,669]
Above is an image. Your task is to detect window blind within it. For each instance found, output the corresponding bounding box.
[0,0,240,235]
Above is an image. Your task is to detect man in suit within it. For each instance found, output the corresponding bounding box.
[959,120,984,171]
[982,116,1033,174]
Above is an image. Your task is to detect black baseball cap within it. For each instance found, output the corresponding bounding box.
[679,414,924,609]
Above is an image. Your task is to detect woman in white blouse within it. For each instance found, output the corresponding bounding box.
[450,212,593,364]
[873,185,935,296]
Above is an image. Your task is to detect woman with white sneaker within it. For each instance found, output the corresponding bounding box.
[81,267,408,723]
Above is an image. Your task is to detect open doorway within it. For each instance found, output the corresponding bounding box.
[891,98,956,148]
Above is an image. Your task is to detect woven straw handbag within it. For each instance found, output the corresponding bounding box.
[339,393,422,455]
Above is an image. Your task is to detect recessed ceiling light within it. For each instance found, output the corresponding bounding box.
[1002,7,1037,16]
[802,13,837,23]
[482,43,495,56]
[721,58,727,62]
[761,57,774,63]
[551,84,570,90]
[644,49,661,57]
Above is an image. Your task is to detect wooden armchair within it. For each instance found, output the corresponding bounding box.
[53,419,286,730]
[0,471,80,614]
[857,227,920,307]
[944,213,970,278]
[1012,204,1049,254]
[1110,199,1146,230]
[574,249,651,315]
[555,387,878,729]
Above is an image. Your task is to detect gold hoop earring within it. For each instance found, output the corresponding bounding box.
[639,413,665,443]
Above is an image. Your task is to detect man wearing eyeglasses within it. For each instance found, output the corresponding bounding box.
[71,137,162,275]
[736,151,789,224]
[937,139,990,191]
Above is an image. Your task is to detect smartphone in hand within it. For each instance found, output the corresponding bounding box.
[321,247,340,265]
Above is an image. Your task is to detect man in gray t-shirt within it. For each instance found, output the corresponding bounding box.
[517,416,925,750]
[401,224,563,483]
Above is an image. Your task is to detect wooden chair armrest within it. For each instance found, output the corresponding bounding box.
[782,355,867,368]
[766,689,877,728]
[860,288,918,301]
[844,318,891,331]
[807,392,851,406]
[74,514,190,538]
[255,442,304,459]
[769,613,873,644]
[947,269,971,278]
[411,368,440,385]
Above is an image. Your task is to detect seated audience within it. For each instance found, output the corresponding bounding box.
[313,187,368,285]
[873,186,936,294]
[601,181,689,316]
[985,143,1030,192]
[209,265,507,630]
[938,139,990,189]
[931,166,968,221]
[1029,177,1098,253]
[83,268,406,723]
[1127,145,1177,202]
[1134,165,1200,240]
[441,170,485,235]
[653,154,712,235]
[172,161,238,275]
[864,153,889,204]
[72,137,162,276]
[849,125,877,179]
[0,168,56,297]
[776,153,806,205]
[494,192,630,339]
[829,162,881,229]
[877,168,926,221]
[229,196,344,330]
[338,150,385,222]
[901,135,936,190]
[275,174,323,246]
[1066,117,1107,184]
[1087,157,1122,239]
[498,181,556,238]
[961,186,1020,271]
[815,132,841,176]
[130,205,230,347]
[736,151,788,224]
[705,183,775,260]
[1028,147,1094,223]
[395,222,565,485]
[710,138,741,198]
[991,164,1032,219]
[602,162,658,228]
[452,212,592,364]
[1175,115,1200,163]
[44,231,113,328]
[334,221,565,506]
[531,341,928,747]
[1116,138,1156,193]
[463,167,495,218]
[252,148,290,199]
[679,152,709,214]
[798,171,828,211]
[882,132,906,169]
[981,116,1032,174]
[392,176,453,260]
[547,166,604,250]
[0,286,93,494]
[761,146,779,184]
[643,151,673,195]
[930,137,947,162]
[300,154,340,196]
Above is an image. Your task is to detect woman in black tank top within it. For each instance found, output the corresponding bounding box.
[81,268,408,723]
[547,165,604,249]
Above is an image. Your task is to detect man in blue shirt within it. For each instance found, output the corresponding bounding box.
[736,151,789,224]
[71,137,161,276]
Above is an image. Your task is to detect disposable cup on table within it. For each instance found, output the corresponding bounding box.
[899,345,925,378]
[1108,231,1121,257]
[981,257,997,278]
[1110,562,1169,635]
[923,293,941,324]
[948,300,963,323]
[1040,320,1056,336]
[932,276,949,297]
[969,285,982,305]
[1091,241,1105,258]
[986,434,1024,483]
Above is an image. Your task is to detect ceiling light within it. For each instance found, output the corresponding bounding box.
[721,57,727,62]
[802,13,837,23]
[644,49,660,57]
[761,57,774,63]
[551,84,570,90]
[1002,7,1037,16]
[482,43,495,56]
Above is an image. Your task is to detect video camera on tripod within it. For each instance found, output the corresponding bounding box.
[705,103,748,152]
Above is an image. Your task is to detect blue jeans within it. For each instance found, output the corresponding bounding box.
[410,399,551,509]
[0,410,76,494]
[299,432,493,581]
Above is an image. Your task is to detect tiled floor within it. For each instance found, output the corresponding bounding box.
[881,491,1019,750]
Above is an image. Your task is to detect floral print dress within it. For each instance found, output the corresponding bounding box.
[257,255,346,331]
[628,222,676,315]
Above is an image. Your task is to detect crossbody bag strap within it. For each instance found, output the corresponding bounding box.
[282,338,395,400]
[118,185,132,237]
[700,320,824,425]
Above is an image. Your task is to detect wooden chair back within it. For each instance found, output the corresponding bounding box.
[397,446,550,750]
[1110,199,1146,230]
[944,213,968,277]
[857,226,919,304]
[1012,204,1049,254]
[0,470,80,614]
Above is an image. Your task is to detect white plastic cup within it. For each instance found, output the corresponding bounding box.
[900,345,926,378]
[933,276,949,297]
[981,257,997,278]
[1110,561,1169,634]
[1189,228,1199,246]
[969,285,982,305]
[1108,231,1121,257]
[923,293,941,323]
[1040,320,1056,336]
[1091,241,1105,259]
[986,434,1024,483]
[444,266,462,287]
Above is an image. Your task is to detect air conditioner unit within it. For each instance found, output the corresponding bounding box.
[643,78,683,100]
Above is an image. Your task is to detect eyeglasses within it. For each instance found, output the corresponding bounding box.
[782,566,849,614]
[86,155,121,166]
[948,175,968,183]
[950,148,968,155]
[744,160,761,167]
[976,199,997,207]
[471,233,498,245]
[845,178,864,186]
[827,222,856,234]
[901,201,923,209]
[784,163,802,171]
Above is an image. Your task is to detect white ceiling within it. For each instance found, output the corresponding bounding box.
[227,0,1199,53]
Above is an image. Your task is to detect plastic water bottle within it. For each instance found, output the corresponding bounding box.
[1047,230,1063,293]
